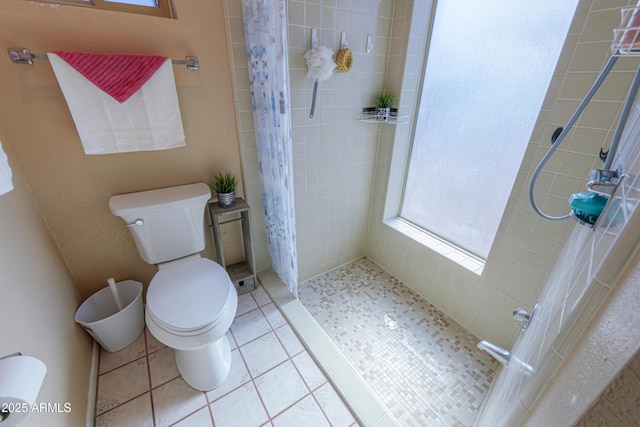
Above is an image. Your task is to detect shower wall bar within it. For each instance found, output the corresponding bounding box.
[7,48,200,70]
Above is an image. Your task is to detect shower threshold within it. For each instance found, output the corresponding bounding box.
[257,269,397,427]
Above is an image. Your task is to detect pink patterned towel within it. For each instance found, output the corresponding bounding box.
[49,52,185,154]
[52,51,167,103]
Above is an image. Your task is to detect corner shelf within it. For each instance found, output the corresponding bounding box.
[207,197,256,295]
[358,107,408,124]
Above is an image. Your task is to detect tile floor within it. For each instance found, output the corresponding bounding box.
[95,284,358,427]
[299,257,498,427]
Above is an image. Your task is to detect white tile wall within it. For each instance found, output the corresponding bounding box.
[366,0,640,349]
[225,0,393,280]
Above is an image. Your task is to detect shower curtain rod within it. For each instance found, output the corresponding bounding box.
[7,48,200,70]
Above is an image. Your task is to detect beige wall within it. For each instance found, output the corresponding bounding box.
[0,0,243,299]
[0,139,92,427]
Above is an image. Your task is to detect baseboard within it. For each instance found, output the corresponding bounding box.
[85,341,99,427]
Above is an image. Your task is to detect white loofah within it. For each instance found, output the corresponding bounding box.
[304,46,336,81]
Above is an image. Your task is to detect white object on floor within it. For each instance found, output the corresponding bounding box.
[74,280,144,352]
[0,141,13,196]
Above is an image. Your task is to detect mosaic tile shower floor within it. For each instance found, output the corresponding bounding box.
[299,257,498,427]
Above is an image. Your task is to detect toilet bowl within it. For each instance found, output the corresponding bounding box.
[109,183,238,391]
[145,255,238,391]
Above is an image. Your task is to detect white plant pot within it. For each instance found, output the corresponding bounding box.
[376,107,390,122]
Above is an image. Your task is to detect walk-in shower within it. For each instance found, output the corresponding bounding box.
[225,0,640,425]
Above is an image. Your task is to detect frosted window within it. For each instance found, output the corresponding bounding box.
[401,0,578,258]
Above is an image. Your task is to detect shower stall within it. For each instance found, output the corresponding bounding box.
[225,0,640,425]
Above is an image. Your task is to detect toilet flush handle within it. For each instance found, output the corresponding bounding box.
[127,219,144,227]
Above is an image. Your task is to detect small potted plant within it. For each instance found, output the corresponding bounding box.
[208,171,239,208]
[375,91,397,122]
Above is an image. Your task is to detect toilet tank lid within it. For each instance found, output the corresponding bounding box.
[109,183,211,217]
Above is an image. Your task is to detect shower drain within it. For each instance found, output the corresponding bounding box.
[384,314,398,329]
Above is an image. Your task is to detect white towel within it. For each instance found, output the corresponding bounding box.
[0,140,14,196]
[49,53,186,155]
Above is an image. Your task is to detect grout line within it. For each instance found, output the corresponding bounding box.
[289,351,334,426]
[167,404,209,427]
[234,298,302,423]
[96,354,147,376]
[206,400,215,426]
[237,346,273,423]
[150,373,181,391]
[252,377,271,422]
[96,390,151,419]
[273,324,305,358]
[240,290,330,423]
[310,386,336,427]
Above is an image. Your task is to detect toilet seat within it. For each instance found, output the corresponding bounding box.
[146,257,234,334]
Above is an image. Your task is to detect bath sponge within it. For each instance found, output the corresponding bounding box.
[336,48,353,73]
[303,46,336,81]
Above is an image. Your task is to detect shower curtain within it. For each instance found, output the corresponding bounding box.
[242,0,299,296]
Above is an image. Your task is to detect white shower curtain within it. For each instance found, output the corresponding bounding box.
[242,0,299,296]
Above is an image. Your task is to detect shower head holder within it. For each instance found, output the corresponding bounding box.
[569,170,627,229]
[586,169,619,196]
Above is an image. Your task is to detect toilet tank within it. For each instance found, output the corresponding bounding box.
[109,183,211,265]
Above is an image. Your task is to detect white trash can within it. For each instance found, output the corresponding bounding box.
[75,280,144,353]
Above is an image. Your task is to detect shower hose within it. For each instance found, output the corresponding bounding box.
[529,55,640,221]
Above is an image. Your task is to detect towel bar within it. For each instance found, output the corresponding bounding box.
[8,48,200,70]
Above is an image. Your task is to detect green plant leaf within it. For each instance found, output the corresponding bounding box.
[208,171,238,194]
[375,91,397,108]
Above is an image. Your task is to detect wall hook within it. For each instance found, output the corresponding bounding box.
[341,32,349,49]
[599,148,609,162]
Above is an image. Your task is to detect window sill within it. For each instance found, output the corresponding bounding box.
[384,217,485,276]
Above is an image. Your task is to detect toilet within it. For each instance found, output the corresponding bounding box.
[109,183,238,391]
